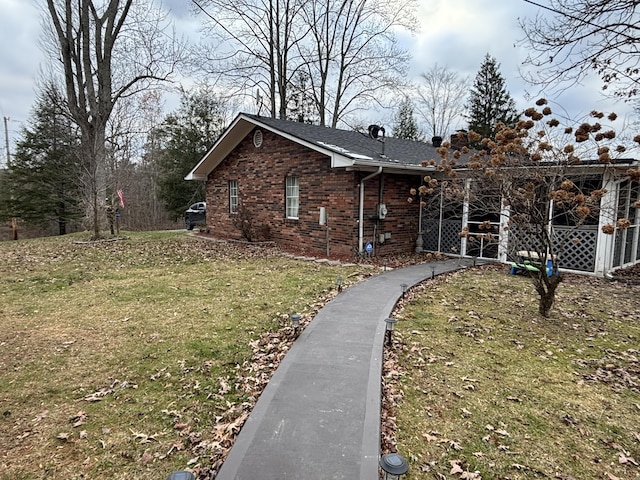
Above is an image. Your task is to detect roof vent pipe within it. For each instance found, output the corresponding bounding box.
[368,125,386,157]
[432,136,443,147]
[368,125,385,139]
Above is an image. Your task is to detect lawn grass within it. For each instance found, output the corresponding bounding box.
[388,266,640,479]
[0,231,366,479]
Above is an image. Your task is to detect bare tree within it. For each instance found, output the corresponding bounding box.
[415,64,469,140]
[192,0,307,119]
[519,0,640,99]
[193,0,417,127]
[301,0,417,127]
[413,101,639,317]
[42,0,183,238]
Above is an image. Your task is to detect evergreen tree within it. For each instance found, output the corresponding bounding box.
[155,85,227,220]
[0,84,83,235]
[286,71,318,124]
[467,54,519,141]
[392,97,423,141]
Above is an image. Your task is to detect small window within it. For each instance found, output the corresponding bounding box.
[229,180,239,214]
[286,176,299,219]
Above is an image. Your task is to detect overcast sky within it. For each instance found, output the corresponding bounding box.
[0,0,635,166]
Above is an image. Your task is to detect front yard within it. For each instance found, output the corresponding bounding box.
[385,267,640,479]
[0,231,364,479]
[1,231,638,480]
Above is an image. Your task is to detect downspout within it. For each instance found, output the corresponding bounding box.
[359,167,383,254]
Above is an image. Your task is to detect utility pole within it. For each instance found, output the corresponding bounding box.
[3,116,9,168]
[3,116,17,240]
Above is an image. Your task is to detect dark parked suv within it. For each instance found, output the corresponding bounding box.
[184,202,206,230]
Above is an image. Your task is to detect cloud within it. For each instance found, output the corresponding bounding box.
[0,0,634,161]
[408,0,538,87]
[0,0,44,162]
[0,1,43,111]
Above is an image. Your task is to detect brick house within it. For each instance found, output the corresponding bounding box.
[187,113,640,275]
[185,113,437,260]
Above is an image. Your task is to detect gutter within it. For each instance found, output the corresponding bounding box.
[358,167,383,255]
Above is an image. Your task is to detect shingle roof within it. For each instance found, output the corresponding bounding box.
[187,113,638,182]
[186,112,449,181]
[242,113,441,167]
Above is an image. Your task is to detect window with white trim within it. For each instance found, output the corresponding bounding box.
[285,176,299,219]
[229,180,238,214]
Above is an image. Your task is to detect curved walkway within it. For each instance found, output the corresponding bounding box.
[216,259,474,480]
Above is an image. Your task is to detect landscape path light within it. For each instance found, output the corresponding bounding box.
[165,471,195,480]
[336,275,343,292]
[380,452,409,479]
[431,265,436,279]
[290,313,302,337]
[384,317,397,347]
[400,283,408,298]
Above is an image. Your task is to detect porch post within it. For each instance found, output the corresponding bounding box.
[595,172,618,275]
[498,194,510,263]
[416,191,424,253]
[437,186,444,252]
[460,179,471,256]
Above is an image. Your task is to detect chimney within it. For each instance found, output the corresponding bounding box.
[431,136,443,147]
[450,130,469,150]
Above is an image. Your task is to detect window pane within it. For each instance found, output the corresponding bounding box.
[286,176,299,219]
[229,180,238,214]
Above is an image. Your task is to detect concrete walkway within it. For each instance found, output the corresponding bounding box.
[215,258,473,480]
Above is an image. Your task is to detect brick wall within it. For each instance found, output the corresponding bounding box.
[205,127,422,259]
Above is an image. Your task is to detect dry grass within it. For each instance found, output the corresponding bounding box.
[386,266,640,479]
[0,231,366,479]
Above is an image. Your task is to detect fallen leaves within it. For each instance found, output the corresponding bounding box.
[618,452,639,466]
[576,348,640,393]
[70,411,87,428]
[449,460,482,479]
[82,379,138,402]
[380,268,640,480]
[130,429,161,444]
[187,283,347,477]
[1,232,377,479]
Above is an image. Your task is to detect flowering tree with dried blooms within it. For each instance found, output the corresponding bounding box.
[411,99,640,317]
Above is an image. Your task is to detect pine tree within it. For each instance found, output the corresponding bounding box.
[286,71,318,124]
[392,97,423,141]
[155,85,227,220]
[467,54,519,141]
[0,84,83,235]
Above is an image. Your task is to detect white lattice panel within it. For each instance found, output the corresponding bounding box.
[552,226,597,272]
[420,219,461,254]
[442,220,462,254]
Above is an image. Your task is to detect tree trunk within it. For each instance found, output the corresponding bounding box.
[58,199,67,236]
[82,125,107,239]
[538,289,555,317]
[535,273,561,318]
[92,185,100,239]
